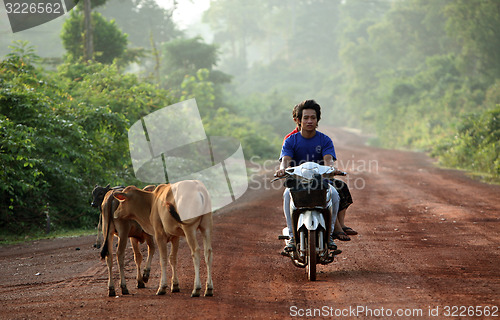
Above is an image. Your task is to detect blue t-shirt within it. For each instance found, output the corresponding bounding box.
[279,131,336,165]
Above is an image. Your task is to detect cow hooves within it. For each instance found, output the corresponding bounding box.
[142,269,150,283]
[191,289,201,297]
[108,288,116,297]
[121,286,129,295]
[205,288,214,297]
[156,286,168,295]
[171,284,180,293]
[137,281,145,289]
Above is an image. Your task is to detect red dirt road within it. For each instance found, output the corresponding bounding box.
[1,128,499,319]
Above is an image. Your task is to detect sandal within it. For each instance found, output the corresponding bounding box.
[284,240,296,252]
[342,226,358,235]
[328,235,338,250]
[332,231,351,241]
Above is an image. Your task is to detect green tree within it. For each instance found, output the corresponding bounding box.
[444,0,500,80]
[286,0,342,65]
[180,69,215,116]
[61,9,128,64]
[97,0,181,49]
[0,42,176,235]
[434,103,500,180]
[161,37,230,88]
[1,45,95,232]
[203,0,267,73]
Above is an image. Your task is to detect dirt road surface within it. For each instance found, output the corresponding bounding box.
[1,128,499,319]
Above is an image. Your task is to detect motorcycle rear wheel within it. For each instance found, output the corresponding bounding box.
[307,229,317,281]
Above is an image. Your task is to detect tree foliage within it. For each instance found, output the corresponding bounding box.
[0,37,277,236]
[434,103,500,180]
[0,43,174,235]
[1,46,97,232]
[97,0,181,49]
[161,37,230,89]
[61,9,128,64]
[444,0,500,80]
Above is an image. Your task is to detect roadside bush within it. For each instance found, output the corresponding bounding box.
[433,105,500,179]
[1,52,94,232]
[0,45,175,234]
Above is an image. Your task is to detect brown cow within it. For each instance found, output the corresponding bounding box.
[97,185,156,297]
[113,180,213,297]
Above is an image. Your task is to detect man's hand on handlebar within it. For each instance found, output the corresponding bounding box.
[332,168,347,176]
[274,169,287,177]
[324,167,347,178]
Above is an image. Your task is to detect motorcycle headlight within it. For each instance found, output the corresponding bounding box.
[301,166,319,180]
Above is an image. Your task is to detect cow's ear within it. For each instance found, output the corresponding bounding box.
[113,192,127,202]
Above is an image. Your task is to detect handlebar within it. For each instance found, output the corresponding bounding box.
[271,171,346,182]
[271,163,347,182]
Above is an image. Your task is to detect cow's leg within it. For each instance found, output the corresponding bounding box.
[116,231,130,295]
[155,233,169,295]
[130,237,145,288]
[169,236,180,293]
[143,234,155,283]
[200,223,214,297]
[184,229,202,297]
[105,237,116,297]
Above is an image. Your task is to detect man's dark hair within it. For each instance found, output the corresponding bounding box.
[295,100,321,126]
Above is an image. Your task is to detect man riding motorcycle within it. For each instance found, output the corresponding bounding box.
[275,99,346,253]
[283,103,357,241]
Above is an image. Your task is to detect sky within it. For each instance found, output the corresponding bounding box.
[155,0,211,29]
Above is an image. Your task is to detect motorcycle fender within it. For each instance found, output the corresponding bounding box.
[297,210,326,231]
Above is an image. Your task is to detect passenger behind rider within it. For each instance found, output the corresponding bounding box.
[275,100,356,253]
[283,104,357,241]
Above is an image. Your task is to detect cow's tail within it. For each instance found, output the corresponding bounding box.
[167,202,184,224]
[100,193,115,260]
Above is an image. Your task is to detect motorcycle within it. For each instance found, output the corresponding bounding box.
[272,162,346,281]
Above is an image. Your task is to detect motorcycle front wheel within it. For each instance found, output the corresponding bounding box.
[307,229,317,281]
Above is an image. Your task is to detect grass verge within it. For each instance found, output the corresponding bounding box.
[0,228,97,246]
